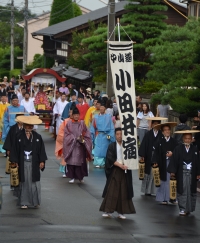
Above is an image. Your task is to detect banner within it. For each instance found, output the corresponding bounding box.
[109,41,138,170]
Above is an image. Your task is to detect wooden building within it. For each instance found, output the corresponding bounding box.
[32,0,187,64]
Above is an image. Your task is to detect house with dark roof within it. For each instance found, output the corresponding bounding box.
[32,0,188,64]
[17,5,90,64]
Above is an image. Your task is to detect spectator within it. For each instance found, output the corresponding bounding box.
[0,83,7,97]
[3,76,8,84]
[173,114,191,144]
[114,112,121,128]
[6,81,15,103]
[80,86,87,97]
[136,101,142,114]
[156,101,170,118]
[113,97,118,116]
[59,82,69,96]
[10,76,16,86]
[136,95,142,103]
[93,90,101,100]
[137,102,154,144]
[72,85,78,98]
[106,99,113,116]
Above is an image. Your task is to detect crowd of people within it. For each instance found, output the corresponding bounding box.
[0,76,200,219]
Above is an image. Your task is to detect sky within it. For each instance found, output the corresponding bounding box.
[0,0,120,15]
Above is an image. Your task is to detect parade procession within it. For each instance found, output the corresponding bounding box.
[1,0,200,243]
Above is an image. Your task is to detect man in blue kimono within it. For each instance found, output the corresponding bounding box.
[2,94,27,142]
[90,100,115,168]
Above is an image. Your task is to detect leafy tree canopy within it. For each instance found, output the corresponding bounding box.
[26,54,55,72]
[68,22,107,83]
[121,0,167,80]
[149,19,200,117]
[49,0,82,26]
[0,46,23,70]
[0,5,36,49]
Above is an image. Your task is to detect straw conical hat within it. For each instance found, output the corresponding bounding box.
[145,117,168,121]
[18,79,26,83]
[154,122,177,130]
[16,115,42,125]
[174,130,200,134]
[0,82,7,86]
[44,87,53,92]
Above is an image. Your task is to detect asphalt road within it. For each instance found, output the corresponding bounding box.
[0,128,200,243]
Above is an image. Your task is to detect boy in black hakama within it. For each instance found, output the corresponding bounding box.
[168,131,200,215]
[139,117,167,195]
[152,122,178,204]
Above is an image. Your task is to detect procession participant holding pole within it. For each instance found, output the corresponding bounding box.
[9,116,47,209]
[139,117,167,195]
[167,130,200,216]
[101,19,139,218]
[152,122,178,204]
[100,128,136,219]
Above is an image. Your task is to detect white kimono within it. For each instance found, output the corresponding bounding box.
[20,99,36,113]
[21,99,37,129]
[53,100,68,134]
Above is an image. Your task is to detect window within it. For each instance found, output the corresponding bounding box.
[57,50,68,57]
[61,42,68,50]
[188,3,200,17]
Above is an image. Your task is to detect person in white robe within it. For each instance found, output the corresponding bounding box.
[20,92,36,114]
[53,93,68,135]
[17,88,26,104]
[21,93,37,129]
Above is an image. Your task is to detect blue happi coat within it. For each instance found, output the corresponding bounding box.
[90,113,115,158]
[2,105,27,142]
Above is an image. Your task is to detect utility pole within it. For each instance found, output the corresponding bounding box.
[23,0,28,71]
[106,0,115,97]
[10,0,14,70]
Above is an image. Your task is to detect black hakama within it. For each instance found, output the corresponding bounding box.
[168,145,200,213]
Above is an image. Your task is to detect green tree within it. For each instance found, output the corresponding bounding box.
[81,25,107,83]
[150,20,200,117]
[68,23,107,83]
[68,22,95,70]
[73,2,82,17]
[0,5,35,48]
[121,0,167,80]
[147,23,198,84]
[0,46,23,70]
[26,54,55,72]
[49,0,82,26]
